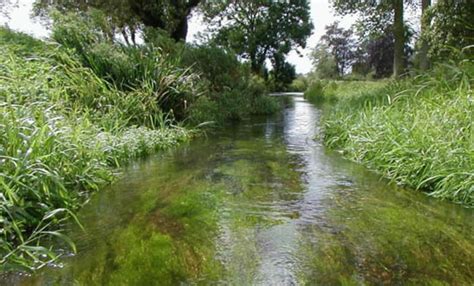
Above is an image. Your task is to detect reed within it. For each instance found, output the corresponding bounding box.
[322,60,473,206]
[0,27,191,271]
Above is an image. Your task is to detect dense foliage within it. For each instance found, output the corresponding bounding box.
[204,0,312,82]
[424,1,474,62]
[34,0,201,41]
[321,61,473,206]
[0,27,191,271]
[304,80,386,103]
[51,11,198,120]
[181,45,280,123]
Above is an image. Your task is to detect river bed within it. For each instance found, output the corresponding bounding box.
[10,95,474,285]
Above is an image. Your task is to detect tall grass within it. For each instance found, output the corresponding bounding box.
[51,11,198,120]
[0,27,191,271]
[323,61,473,206]
[304,79,387,104]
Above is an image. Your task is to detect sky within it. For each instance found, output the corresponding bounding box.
[1,0,355,74]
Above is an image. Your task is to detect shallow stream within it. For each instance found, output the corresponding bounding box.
[12,95,474,285]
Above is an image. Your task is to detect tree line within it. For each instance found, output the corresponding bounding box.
[312,0,473,80]
[2,0,471,84]
[22,0,312,90]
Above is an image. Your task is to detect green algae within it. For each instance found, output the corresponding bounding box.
[11,97,474,285]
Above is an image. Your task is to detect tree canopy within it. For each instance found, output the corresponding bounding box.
[330,0,408,77]
[33,0,202,41]
[320,21,354,76]
[203,0,313,75]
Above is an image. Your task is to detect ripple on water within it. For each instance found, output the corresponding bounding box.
[10,95,474,286]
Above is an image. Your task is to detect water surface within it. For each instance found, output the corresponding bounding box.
[12,95,474,285]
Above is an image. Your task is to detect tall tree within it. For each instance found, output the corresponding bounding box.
[203,0,313,75]
[270,51,296,90]
[424,0,474,61]
[331,0,409,77]
[310,43,339,79]
[129,0,201,41]
[393,0,405,77]
[320,21,355,76]
[418,0,431,70]
[33,0,201,41]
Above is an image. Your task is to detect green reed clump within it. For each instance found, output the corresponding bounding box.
[323,60,473,206]
[304,79,386,104]
[0,27,191,271]
[51,11,198,120]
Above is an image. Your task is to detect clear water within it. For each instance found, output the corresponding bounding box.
[10,95,474,285]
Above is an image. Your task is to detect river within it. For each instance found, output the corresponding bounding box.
[10,94,474,285]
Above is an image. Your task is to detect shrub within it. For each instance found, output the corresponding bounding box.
[51,11,198,120]
[181,44,280,123]
[180,45,243,92]
[304,80,387,104]
[187,96,222,124]
[289,76,308,92]
[304,80,326,103]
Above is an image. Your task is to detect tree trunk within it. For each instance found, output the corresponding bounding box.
[171,16,189,42]
[250,52,260,74]
[130,0,201,42]
[393,0,405,78]
[419,0,431,71]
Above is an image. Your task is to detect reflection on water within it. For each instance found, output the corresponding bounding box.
[9,95,474,285]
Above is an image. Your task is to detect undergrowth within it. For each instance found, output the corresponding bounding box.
[322,61,473,206]
[304,80,387,104]
[0,27,191,271]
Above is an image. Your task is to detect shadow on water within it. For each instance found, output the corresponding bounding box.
[7,94,474,285]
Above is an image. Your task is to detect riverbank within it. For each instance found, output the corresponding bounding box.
[0,28,192,271]
[309,62,473,206]
[4,95,472,285]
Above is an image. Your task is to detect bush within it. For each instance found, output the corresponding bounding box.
[181,44,281,123]
[304,80,326,103]
[304,80,386,104]
[289,76,308,92]
[188,96,222,124]
[180,45,242,92]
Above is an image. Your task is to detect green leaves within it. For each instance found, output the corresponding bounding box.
[205,0,313,75]
[322,62,474,206]
[0,26,191,270]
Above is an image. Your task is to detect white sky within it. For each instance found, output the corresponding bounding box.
[1,0,355,74]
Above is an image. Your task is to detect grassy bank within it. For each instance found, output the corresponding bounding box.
[0,28,192,271]
[1,10,283,270]
[304,79,387,104]
[318,62,473,206]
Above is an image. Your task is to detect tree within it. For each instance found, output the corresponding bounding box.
[424,0,474,62]
[351,22,413,79]
[203,0,313,75]
[270,52,296,90]
[33,0,202,41]
[418,0,431,70]
[331,0,409,77]
[310,43,339,79]
[129,0,201,41]
[366,33,396,78]
[0,0,17,18]
[320,21,355,76]
[393,0,404,77]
